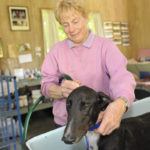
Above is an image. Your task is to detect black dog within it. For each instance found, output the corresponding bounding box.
[62,86,150,150]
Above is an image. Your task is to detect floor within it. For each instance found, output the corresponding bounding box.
[7,108,56,150]
[0,108,56,150]
[21,107,56,139]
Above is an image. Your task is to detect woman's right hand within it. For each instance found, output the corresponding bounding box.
[61,80,80,98]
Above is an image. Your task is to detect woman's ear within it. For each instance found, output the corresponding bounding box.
[86,15,89,22]
[84,14,88,26]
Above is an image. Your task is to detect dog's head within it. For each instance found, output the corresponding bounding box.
[62,86,110,144]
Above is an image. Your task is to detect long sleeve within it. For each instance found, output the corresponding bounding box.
[41,45,60,99]
[103,40,136,107]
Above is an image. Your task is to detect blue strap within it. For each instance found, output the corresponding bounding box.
[85,121,101,149]
[85,135,90,149]
[88,121,101,131]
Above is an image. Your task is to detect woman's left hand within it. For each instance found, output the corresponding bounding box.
[94,98,126,135]
[61,80,81,98]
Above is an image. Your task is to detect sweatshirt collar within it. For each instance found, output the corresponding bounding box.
[67,30,94,49]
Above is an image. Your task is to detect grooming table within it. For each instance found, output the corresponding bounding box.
[26,97,150,150]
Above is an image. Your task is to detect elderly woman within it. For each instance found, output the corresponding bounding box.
[41,0,136,136]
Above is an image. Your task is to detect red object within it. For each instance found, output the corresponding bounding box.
[138,49,150,61]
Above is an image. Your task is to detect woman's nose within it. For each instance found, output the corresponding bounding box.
[69,24,75,32]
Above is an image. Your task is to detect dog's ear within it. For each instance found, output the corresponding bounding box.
[97,92,110,101]
[97,92,110,110]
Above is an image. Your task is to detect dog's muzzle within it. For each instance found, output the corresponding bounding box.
[62,135,76,144]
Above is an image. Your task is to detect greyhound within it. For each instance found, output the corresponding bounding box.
[62,86,150,150]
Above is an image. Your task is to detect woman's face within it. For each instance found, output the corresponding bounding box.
[60,10,89,45]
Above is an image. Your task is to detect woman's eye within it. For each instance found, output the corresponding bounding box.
[73,20,78,24]
[62,24,68,28]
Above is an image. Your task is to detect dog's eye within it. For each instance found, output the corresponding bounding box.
[80,102,90,109]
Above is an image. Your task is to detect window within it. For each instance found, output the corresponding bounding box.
[57,13,96,41]
[41,9,104,54]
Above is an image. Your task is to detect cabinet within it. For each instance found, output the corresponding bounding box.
[127,63,150,77]
[13,79,53,116]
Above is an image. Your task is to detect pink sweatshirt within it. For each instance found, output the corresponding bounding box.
[41,32,136,125]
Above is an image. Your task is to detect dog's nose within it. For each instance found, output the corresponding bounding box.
[62,135,75,144]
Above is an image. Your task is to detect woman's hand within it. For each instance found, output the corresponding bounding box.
[61,80,81,98]
[94,98,126,135]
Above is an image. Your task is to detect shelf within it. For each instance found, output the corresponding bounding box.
[12,106,29,116]
[34,102,53,112]
[127,63,150,77]
[14,79,53,117]
[10,101,53,117]
[17,79,41,88]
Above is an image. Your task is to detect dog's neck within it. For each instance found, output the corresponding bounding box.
[86,114,101,150]
[85,100,108,150]
[86,131,100,150]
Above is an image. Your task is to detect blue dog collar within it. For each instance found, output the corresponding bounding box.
[88,121,101,131]
[85,121,101,150]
